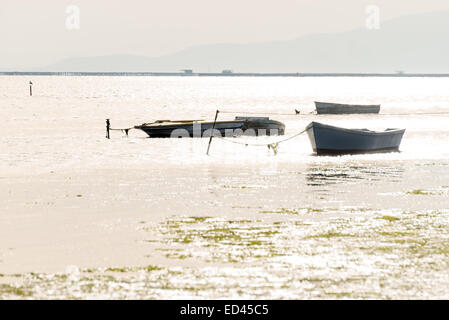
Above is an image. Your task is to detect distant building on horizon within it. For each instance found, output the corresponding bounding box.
[181,69,193,75]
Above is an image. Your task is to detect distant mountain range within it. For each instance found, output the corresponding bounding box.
[36,11,449,73]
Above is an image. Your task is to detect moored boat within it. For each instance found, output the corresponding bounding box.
[315,101,380,114]
[134,116,285,138]
[306,121,405,155]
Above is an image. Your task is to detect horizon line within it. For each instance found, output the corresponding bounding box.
[2,71,449,78]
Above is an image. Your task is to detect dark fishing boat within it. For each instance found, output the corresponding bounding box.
[306,122,405,155]
[134,116,285,138]
[315,101,380,114]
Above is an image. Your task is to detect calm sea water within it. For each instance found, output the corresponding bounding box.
[0,76,448,299]
[1,76,449,171]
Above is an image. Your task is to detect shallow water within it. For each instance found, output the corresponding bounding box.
[0,76,448,299]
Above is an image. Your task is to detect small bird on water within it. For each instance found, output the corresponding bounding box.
[295,109,300,114]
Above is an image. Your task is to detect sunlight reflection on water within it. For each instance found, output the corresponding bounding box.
[1,76,449,299]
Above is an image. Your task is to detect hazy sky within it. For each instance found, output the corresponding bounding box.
[1,0,449,69]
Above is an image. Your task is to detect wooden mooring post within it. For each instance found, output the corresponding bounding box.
[106,119,110,139]
[206,110,219,155]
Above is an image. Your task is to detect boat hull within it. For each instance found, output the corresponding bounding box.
[306,122,405,155]
[315,101,380,114]
[135,119,285,138]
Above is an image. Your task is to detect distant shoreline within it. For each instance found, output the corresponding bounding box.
[2,72,449,77]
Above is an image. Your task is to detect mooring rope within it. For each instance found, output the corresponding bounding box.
[108,127,134,137]
[219,110,449,116]
[109,128,133,131]
[379,111,449,116]
[217,128,307,155]
[219,110,312,116]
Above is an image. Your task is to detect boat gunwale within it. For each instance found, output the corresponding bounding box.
[135,119,285,129]
[314,101,381,108]
[306,121,405,137]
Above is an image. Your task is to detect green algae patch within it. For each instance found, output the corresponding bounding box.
[227,219,254,224]
[2,208,449,299]
[260,208,299,215]
[105,267,130,273]
[232,206,262,209]
[258,230,279,236]
[307,208,326,213]
[80,283,96,293]
[371,246,395,253]
[165,253,192,260]
[379,231,411,237]
[144,265,163,272]
[0,284,32,298]
[179,236,193,244]
[163,220,275,246]
[406,189,434,195]
[184,216,212,223]
[104,265,163,273]
[260,207,335,215]
[199,227,245,244]
[434,246,449,255]
[393,239,427,246]
[305,232,353,239]
[327,291,354,298]
[378,216,400,222]
[157,217,285,263]
[221,185,261,190]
